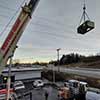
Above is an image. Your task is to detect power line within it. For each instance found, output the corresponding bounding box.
[0,19,73,36]
[0,15,96,41]
[0,11,74,31]
[0,4,72,27]
[0,4,91,37]
[26,29,76,40]
[0,16,97,41]
[0,18,96,41]
[0,13,74,33]
[33,15,73,28]
[30,21,74,35]
[0,4,16,11]
[0,0,27,37]
[26,28,98,41]
[0,14,12,19]
[0,1,96,41]
[33,15,75,33]
[0,0,28,11]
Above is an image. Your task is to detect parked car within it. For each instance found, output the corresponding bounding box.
[64,79,88,99]
[33,79,44,87]
[14,81,25,91]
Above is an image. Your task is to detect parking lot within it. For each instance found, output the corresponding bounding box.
[16,82,58,100]
[16,81,100,100]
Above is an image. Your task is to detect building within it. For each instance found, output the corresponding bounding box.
[2,67,43,81]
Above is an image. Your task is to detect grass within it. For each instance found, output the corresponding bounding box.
[42,70,100,88]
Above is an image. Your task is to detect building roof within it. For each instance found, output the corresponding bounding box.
[2,67,43,73]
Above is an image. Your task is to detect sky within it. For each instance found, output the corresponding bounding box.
[0,0,99,63]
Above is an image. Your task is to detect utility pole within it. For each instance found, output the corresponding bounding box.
[57,48,61,72]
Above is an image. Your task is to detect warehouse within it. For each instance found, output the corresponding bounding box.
[2,67,43,81]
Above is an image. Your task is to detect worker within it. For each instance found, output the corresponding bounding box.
[45,91,49,100]
[79,84,86,100]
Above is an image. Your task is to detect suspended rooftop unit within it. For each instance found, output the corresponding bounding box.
[77,20,94,34]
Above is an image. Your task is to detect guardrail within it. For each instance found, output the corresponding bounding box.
[88,87,100,94]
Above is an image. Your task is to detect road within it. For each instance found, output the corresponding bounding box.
[47,64,100,79]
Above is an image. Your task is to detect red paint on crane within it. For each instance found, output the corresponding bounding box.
[1,19,21,51]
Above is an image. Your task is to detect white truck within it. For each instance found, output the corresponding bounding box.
[63,79,88,100]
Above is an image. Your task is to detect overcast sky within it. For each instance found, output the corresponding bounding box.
[0,0,99,62]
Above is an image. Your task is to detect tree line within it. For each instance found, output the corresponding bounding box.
[49,53,100,65]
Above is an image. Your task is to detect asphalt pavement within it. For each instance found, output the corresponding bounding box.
[31,86,58,100]
[30,87,100,100]
[16,82,100,100]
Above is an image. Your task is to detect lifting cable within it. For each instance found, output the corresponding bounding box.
[79,0,90,24]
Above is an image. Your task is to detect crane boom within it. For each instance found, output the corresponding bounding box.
[0,0,40,71]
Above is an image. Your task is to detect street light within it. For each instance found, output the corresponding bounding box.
[6,45,18,100]
[57,48,61,72]
[52,48,61,83]
[6,54,13,100]
[53,66,55,83]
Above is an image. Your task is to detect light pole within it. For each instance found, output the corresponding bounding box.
[6,45,17,100]
[57,48,61,72]
[6,54,13,100]
[53,65,55,83]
